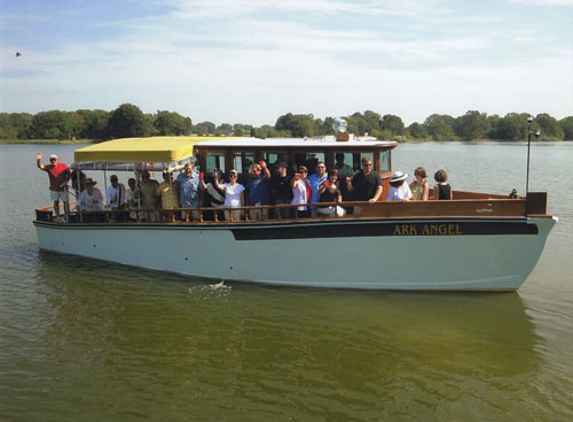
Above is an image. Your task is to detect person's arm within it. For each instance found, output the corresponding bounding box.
[422,183,429,201]
[345,176,354,192]
[433,185,439,200]
[36,152,44,170]
[60,168,71,188]
[291,177,299,188]
[213,178,224,192]
[261,161,271,180]
[369,185,383,203]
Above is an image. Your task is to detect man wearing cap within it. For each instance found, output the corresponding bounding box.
[386,171,413,201]
[36,152,71,219]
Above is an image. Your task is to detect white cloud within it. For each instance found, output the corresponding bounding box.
[1,0,571,125]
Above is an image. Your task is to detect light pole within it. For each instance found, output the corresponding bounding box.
[525,116,541,194]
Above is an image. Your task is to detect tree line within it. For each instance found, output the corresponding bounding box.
[1,103,571,142]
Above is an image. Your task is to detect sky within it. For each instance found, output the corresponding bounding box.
[1,0,572,126]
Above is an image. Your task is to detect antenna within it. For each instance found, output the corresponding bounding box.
[525,117,540,194]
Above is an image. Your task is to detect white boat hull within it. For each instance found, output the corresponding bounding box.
[34,216,557,291]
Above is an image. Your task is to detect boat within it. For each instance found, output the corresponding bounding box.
[33,134,557,291]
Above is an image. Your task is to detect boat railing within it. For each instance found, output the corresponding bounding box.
[34,192,549,224]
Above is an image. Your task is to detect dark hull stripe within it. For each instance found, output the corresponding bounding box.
[231,220,538,240]
[34,218,540,240]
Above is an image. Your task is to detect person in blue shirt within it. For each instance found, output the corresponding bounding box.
[307,162,328,216]
[246,161,271,220]
[177,162,202,222]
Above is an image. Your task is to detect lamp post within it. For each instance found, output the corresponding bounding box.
[525,117,541,194]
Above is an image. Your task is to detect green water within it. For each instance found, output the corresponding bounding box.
[1,143,572,421]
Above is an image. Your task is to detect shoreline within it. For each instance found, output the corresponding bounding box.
[1,138,570,145]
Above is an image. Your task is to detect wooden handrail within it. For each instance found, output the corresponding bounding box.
[37,194,549,224]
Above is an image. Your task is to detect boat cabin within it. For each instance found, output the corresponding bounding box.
[193,137,398,187]
[34,135,549,225]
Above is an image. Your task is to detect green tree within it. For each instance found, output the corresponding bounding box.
[494,113,530,141]
[380,114,405,136]
[313,118,325,136]
[194,121,216,135]
[455,110,491,141]
[423,114,457,141]
[275,113,314,137]
[321,117,336,135]
[0,112,33,139]
[346,112,370,135]
[486,114,501,139]
[29,110,82,139]
[77,109,110,140]
[0,113,15,139]
[108,103,150,138]
[215,123,233,136]
[407,122,428,139]
[535,113,564,140]
[559,116,573,140]
[154,111,192,136]
[233,123,252,136]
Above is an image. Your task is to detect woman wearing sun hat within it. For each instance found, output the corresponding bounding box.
[386,171,413,201]
[79,178,104,211]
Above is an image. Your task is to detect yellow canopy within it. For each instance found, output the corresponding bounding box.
[74,136,233,163]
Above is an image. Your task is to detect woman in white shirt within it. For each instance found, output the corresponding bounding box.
[291,165,311,218]
[80,178,105,211]
[386,171,413,201]
[213,169,245,221]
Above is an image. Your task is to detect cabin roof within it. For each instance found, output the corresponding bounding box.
[194,137,398,150]
[73,136,398,166]
[74,136,237,163]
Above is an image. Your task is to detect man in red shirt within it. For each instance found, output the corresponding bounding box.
[36,152,71,219]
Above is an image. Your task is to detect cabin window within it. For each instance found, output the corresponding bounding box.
[355,152,373,171]
[379,151,390,173]
[205,153,227,174]
[334,152,356,177]
[294,152,325,175]
[262,153,287,168]
[233,152,255,175]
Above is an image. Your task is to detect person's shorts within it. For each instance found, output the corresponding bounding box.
[50,190,69,202]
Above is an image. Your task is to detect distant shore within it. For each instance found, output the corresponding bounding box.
[0,139,96,145]
[1,137,569,145]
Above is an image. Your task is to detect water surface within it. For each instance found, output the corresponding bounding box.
[1,142,571,421]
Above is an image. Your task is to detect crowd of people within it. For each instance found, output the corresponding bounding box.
[36,152,454,223]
